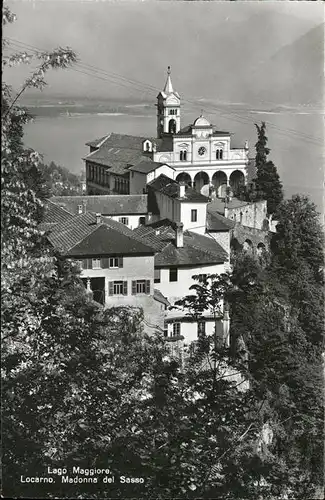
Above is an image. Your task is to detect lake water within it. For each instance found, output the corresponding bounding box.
[23,104,324,213]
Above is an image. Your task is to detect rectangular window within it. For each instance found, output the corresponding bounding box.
[109,257,119,268]
[197,274,207,282]
[76,260,83,270]
[154,268,161,283]
[92,258,101,269]
[197,321,206,336]
[119,217,129,225]
[169,268,178,282]
[131,280,151,295]
[110,280,127,296]
[173,322,181,336]
[191,209,197,222]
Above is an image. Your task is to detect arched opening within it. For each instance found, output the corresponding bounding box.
[193,171,209,194]
[168,119,176,134]
[229,170,245,195]
[212,171,227,198]
[180,150,187,161]
[176,172,192,187]
[216,149,223,160]
[243,239,253,254]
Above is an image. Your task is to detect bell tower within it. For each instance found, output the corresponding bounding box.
[157,66,181,138]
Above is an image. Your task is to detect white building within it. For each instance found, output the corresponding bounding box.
[133,219,229,345]
[84,67,250,198]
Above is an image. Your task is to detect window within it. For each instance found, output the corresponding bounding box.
[173,322,181,336]
[119,217,129,225]
[216,149,223,160]
[77,205,83,214]
[191,209,197,222]
[180,150,187,161]
[109,257,118,268]
[139,216,146,226]
[109,280,127,296]
[76,260,83,270]
[169,109,177,115]
[131,279,151,295]
[92,258,101,269]
[154,268,161,283]
[197,321,206,336]
[169,268,178,282]
[197,274,207,282]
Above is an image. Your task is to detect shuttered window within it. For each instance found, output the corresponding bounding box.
[109,257,123,268]
[131,280,151,295]
[109,281,128,296]
[101,258,109,269]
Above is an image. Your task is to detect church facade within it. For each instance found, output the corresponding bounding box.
[85,67,249,198]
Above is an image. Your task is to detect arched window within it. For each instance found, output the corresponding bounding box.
[180,150,187,161]
[216,149,223,160]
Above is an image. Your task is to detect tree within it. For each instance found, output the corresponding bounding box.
[229,251,324,499]
[251,122,284,215]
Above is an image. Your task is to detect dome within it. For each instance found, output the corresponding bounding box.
[193,115,211,127]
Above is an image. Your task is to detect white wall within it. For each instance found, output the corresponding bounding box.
[147,164,175,183]
[180,202,207,234]
[155,262,225,304]
[153,191,181,222]
[106,214,146,230]
[79,254,155,305]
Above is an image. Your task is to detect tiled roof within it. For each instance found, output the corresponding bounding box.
[39,200,74,231]
[207,197,249,215]
[84,133,158,174]
[148,174,208,203]
[128,161,175,174]
[51,195,148,216]
[206,211,235,232]
[85,135,110,148]
[47,212,155,256]
[133,220,227,267]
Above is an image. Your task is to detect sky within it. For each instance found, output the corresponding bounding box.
[4,0,324,104]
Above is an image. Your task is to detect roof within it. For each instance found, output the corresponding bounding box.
[206,211,235,232]
[148,174,208,203]
[128,161,175,175]
[193,115,211,127]
[39,200,74,231]
[175,122,230,138]
[84,133,158,173]
[47,212,155,257]
[133,220,228,267]
[154,289,170,307]
[50,195,148,216]
[207,197,249,215]
[85,135,109,148]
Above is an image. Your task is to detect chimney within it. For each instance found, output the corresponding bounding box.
[95,213,101,224]
[147,212,152,224]
[175,222,184,248]
[179,182,186,199]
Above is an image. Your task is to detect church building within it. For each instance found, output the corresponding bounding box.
[85,67,249,199]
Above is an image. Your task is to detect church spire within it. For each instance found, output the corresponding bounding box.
[163,66,174,94]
